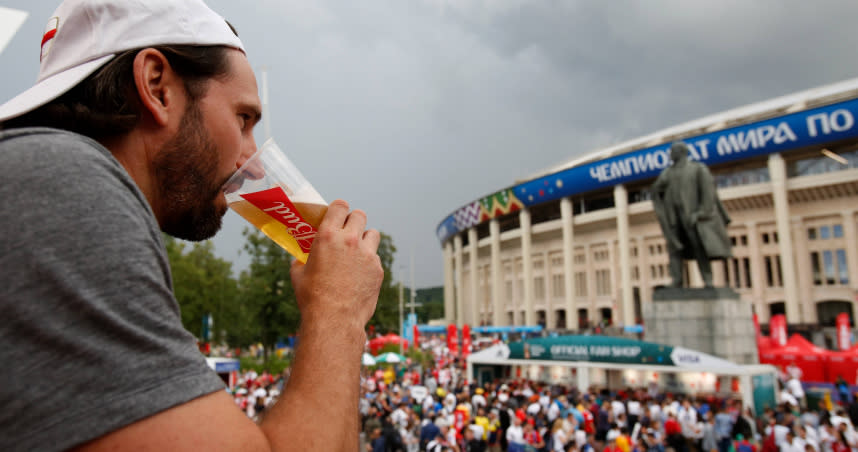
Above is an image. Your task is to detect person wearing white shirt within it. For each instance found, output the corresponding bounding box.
[612,399,627,420]
[797,424,820,452]
[766,422,793,449]
[527,400,542,417]
[471,389,487,411]
[507,417,526,452]
[782,430,805,452]
[628,399,642,427]
[781,388,799,409]
[540,390,552,413]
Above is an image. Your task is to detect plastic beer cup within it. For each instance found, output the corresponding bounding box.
[223,139,327,262]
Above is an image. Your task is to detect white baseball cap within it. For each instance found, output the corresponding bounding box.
[0,0,245,123]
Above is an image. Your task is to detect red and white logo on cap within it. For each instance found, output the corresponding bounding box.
[41,17,59,62]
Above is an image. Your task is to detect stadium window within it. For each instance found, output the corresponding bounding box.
[808,228,817,240]
[743,258,752,288]
[732,259,741,289]
[765,256,774,287]
[837,249,849,285]
[762,233,770,244]
[730,236,737,246]
[498,214,520,234]
[552,274,564,297]
[834,224,844,238]
[820,226,831,240]
[823,250,835,285]
[773,232,779,243]
[578,309,589,329]
[650,265,657,279]
[534,277,545,300]
[575,272,587,297]
[811,252,822,286]
[774,256,783,287]
[723,261,731,286]
[740,235,748,247]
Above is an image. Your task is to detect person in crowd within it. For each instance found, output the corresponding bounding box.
[506,416,526,452]
[702,411,718,452]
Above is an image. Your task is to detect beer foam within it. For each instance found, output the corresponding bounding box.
[290,185,326,205]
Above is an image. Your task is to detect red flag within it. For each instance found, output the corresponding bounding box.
[462,324,472,359]
[771,314,787,347]
[447,324,459,356]
[837,313,851,351]
[413,325,420,349]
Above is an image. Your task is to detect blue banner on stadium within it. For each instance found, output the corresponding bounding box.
[438,97,858,243]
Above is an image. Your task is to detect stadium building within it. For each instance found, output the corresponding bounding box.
[437,78,858,339]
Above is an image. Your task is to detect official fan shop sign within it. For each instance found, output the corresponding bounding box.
[438,96,858,243]
[507,335,738,369]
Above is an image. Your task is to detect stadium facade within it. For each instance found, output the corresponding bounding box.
[437,78,858,336]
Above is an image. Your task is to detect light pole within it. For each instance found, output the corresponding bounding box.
[398,278,404,356]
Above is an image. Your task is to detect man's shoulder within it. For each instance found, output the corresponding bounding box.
[1,127,106,155]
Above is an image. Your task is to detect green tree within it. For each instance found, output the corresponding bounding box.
[236,228,300,362]
[163,236,238,344]
[367,232,399,334]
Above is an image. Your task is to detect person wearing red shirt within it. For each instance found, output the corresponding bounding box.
[664,412,684,452]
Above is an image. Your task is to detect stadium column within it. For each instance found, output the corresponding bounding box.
[791,217,813,322]
[520,208,535,326]
[561,197,578,331]
[768,153,801,324]
[490,219,504,326]
[614,184,634,327]
[454,234,465,327]
[842,210,858,295]
[443,240,455,324]
[746,221,766,307]
[468,227,480,327]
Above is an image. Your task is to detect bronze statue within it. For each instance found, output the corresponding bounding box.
[651,142,732,288]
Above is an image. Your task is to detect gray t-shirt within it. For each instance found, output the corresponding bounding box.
[0,128,224,451]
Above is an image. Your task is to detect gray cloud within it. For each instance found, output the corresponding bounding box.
[2,1,858,287]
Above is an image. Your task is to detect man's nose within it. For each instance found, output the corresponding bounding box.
[235,138,258,170]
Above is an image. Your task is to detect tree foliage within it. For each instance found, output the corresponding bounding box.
[165,227,424,361]
[164,236,238,344]
[235,228,300,360]
[367,232,399,334]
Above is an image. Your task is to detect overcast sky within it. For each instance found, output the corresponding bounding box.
[3,1,858,288]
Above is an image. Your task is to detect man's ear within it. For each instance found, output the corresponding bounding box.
[132,48,181,127]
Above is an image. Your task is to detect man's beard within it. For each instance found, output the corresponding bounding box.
[154,102,228,241]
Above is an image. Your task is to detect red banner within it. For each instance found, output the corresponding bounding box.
[837,313,851,351]
[447,324,459,356]
[462,324,472,359]
[752,312,761,339]
[771,314,787,347]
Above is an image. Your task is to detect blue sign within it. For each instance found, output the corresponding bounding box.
[438,97,858,243]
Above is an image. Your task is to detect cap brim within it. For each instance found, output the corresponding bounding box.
[0,54,114,123]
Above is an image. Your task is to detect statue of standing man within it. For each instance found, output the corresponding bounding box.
[651,142,732,288]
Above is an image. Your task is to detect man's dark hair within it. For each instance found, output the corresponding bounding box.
[2,44,233,139]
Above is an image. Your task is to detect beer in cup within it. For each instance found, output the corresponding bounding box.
[223,139,327,262]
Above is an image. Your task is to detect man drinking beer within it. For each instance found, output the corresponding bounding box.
[0,0,383,450]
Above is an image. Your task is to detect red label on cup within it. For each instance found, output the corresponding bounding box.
[240,187,317,253]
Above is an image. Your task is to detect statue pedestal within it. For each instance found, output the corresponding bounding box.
[643,287,759,365]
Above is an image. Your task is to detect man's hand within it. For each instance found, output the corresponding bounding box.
[290,199,383,330]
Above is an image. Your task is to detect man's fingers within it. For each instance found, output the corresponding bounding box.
[320,200,350,230]
[362,229,381,253]
[343,209,368,235]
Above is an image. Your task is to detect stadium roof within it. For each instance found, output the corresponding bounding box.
[522,76,858,184]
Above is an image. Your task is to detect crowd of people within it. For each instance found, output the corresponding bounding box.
[221,335,858,452]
